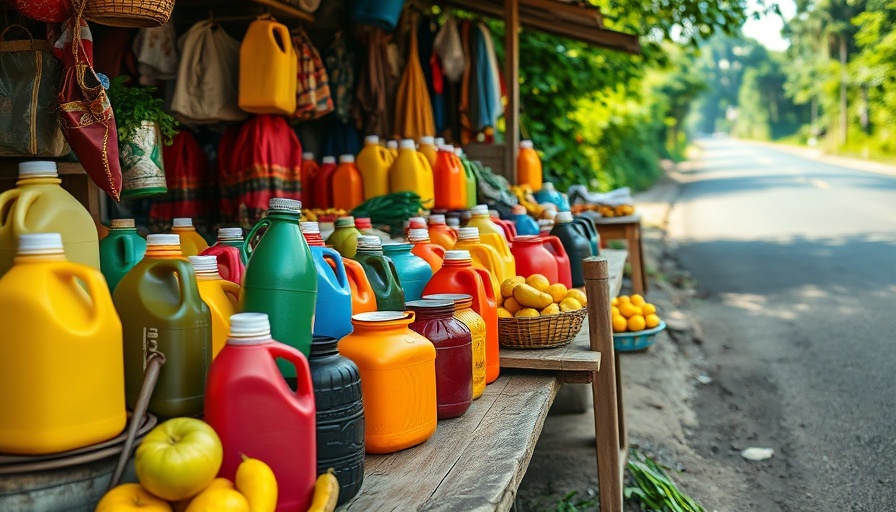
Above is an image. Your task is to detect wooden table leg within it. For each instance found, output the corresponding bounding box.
[626,223,647,295]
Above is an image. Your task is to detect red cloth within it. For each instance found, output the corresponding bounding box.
[149,130,215,230]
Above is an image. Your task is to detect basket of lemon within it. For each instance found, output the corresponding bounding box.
[611,294,665,352]
[497,274,588,349]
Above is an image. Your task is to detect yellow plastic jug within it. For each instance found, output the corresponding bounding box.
[357,135,394,201]
[190,256,240,358]
[390,139,435,208]
[517,139,543,192]
[171,217,209,257]
[239,19,297,115]
[453,227,505,299]
[0,161,99,276]
[386,140,399,159]
[0,233,125,454]
[418,136,437,169]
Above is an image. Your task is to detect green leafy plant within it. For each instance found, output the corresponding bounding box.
[107,76,178,145]
[625,448,704,512]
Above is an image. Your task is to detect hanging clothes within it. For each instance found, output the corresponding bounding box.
[473,22,502,133]
[353,26,390,136]
[459,20,473,144]
[417,16,444,135]
[394,12,435,140]
[149,130,215,231]
[291,28,334,121]
[133,23,177,86]
[434,15,464,83]
[323,32,355,124]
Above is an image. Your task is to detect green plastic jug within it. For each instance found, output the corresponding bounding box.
[327,216,363,258]
[351,236,406,311]
[113,234,212,418]
[241,198,318,366]
[99,219,146,293]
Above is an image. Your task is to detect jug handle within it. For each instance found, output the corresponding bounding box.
[151,260,203,312]
[0,188,39,234]
[430,244,446,260]
[381,255,403,287]
[377,147,392,165]
[416,151,433,173]
[119,233,139,266]
[243,219,271,260]
[453,268,487,311]
[320,247,349,288]
[343,259,374,303]
[545,235,569,259]
[472,267,497,306]
[220,280,241,309]
[266,343,315,406]
[268,23,292,55]
[53,266,108,323]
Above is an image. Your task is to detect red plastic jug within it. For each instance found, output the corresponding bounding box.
[408,228,445,274]
[422,250,499,384]
[312,156,337,209]
[511,235,559,283]
[199,244,244,286]
[492,216,518,241]
[542,235,573,288]
[205,313,317,512]
[300,153,319,209]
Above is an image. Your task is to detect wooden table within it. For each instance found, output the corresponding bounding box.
[344,250,628,511]
[594,214,647,295]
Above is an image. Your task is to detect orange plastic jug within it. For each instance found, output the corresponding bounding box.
[453,227,505,299]
[301,153,319,209]
[343,258,377,315]
[239,19,297,115]
[427,214,457,249]
[0,233,125,454]
[338,311,437,454]
[408,228,445,274]
[0,161,99,276]
[422,250,499,384]
[517,139,543,191]
[418,136,437,168]
[190,256,240,358]
[171,217,209,257]
[390,139,435,208]
[356,135,393,200]
[313,156,337,210]
[433,145,467,210]
[332,155,364,211]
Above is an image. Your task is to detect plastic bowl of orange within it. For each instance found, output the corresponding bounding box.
[613,321,666,352]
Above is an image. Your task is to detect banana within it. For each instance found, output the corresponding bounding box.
[306,469,339,512]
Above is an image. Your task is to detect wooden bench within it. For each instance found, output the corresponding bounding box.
[344,250,628,511]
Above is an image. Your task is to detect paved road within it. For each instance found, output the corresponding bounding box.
[667,138,896,511]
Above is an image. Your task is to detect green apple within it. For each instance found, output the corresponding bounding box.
[135,418,223,501]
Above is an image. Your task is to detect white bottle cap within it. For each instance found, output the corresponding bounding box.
[428,214,446,224]
[409,216,426,226]
[269,197,301,212]
[457,227,479,241]
[228,313,272,345]
[408,228,430,242]
[399,139,416,149]
[339,154,355,163]
[439,145,455,152]
[335,216,356,228]
[357,235,382,251]
[173,218,194,228]
[455,148,464,157]
[520,140,534,149]
[434,137,445,145]
[322,156,336,164]
[302,152,315,160]
[218,227,243,240]
[18,161,58,178]
[300,221,320,234]
[542,182,555,191]
[365,135,380,144]
[555,211,574,223]
[387,140,399,149]
[543,209,557,220]
[147,234,181,246]
[471,204,489,215]
[17,233,63,255]
[189,255,219,274]
[444,249,471,261]
[110,218,135,229]
[419,136,435,145]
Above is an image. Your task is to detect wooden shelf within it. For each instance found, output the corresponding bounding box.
[173,0,315,24]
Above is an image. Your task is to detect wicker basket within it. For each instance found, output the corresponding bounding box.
[498,307,587,349]
[82,0,175,27]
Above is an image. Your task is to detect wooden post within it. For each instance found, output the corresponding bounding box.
[504,0,520,185]
[584,257,624,512]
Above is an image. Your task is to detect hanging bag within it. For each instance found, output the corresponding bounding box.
[57,3,123,201]
[0,25,68,157]
[291,28,333,121]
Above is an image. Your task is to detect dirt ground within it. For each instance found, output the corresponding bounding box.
[516,166,752,512]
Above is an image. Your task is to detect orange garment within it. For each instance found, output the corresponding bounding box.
[394,12,435,140]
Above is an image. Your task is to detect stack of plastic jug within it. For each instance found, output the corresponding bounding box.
[239,19,297,114]
[534,183,570,212]
[242,198,317,364]
[517,140,543,192]
[0,161,100,276]
[100,218,146,292]
[550,211,593,287]
[205,313,317,511]
[308,336,365,505]
[422,293,486,400]
[408,228,445,273]
[351,236,405,312]
[0,233,125,454]
[390,139,434,209]
[418,135,438,168]
[114,233,211,418]
[422,250,499,384]
[383,242,432,302]
[304,221,376,317]
[338,311,436,454]
[199,227,246,285]
[171,217,208,257]
[329,216,362,258]
[452,227,503,299]
[356,135,393,200]
[427,214,457,249]
[333,155,364,211]
[433,145,466,210]
[301,153,319,209]
[313,156,337,209]
[510,205,540,236]
[190,255,240,358]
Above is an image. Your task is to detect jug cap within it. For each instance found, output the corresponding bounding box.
[110,218,136,229]
[269,197,301,212]
[189,255,219,274]
[18,160,58,178]
[17,233,63,255]
[408,228,430,242]
[382,242,412,252]
[335,216,356,228]
[444,249,471,261]
[447,218,460,227]
[227,313,272,345]
[406,299,454,315]
[409,216,426,226]
[555,211,574,223]
[428,214,446,225]
[322,156,336,164]
[542,182,556,191]
[520,139,534,149]
[457,227,480,241]
[364,135,380,144]
[419,136,434,145]
[471,204,489,215]
[422,293,473,305]
[172,218,194,228]
[300,221,320,234]
[356,235,382,251]
[542,209,557,221]
[511,205,527,215]
[351,311,411,324]
[434,137,445,145]
[387,140,399,149]
[218,227,243,240]
[339,154,355,163]
[455,148,464,157]
[147,234,181,246]
[399,139,416,149]
[302,152,315,160]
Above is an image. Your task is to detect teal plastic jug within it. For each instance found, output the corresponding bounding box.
[99,218,146,292]
[241,198,318,366]
[214,227,249,265]
[383,242,432,302]
[573,215,600,256]
[351,236,405,311]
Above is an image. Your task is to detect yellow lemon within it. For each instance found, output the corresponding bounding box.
[630,294,645,307]
[617,295,631,304]
[541,303,560,316]
[526,274,551,293]
[513,284,553,309]
[612,315,628,332]
[559,297,583,312]
[611,297,619,307]
[497,307,514,318]
[500,278,523,298]
[564,288,587,306]
[515,308,540,318]
[627,315,646,332]
[503,297,522,314]
[547,283,568,303]
[618,303,639,319]
[611,306,620,316]
[645,313,661,328]
[642,303,656,315]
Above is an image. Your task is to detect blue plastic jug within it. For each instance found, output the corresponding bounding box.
[310,246,353,340]
[509,205,540,237]
[383,242,433,302]
[534,183,570,212]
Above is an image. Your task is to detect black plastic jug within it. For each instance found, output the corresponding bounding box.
[550,211,593,287]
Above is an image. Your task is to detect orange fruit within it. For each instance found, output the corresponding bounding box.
[641,303,656,315]
[630,294,645,307]
[627,315,646,332]
[612,315,628,333]
[611,297,619,307]
[504,297,522,314]
[617,295,630,304]
[618,303,639,319]
[611,306,620,317]
[645,314,660,328]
